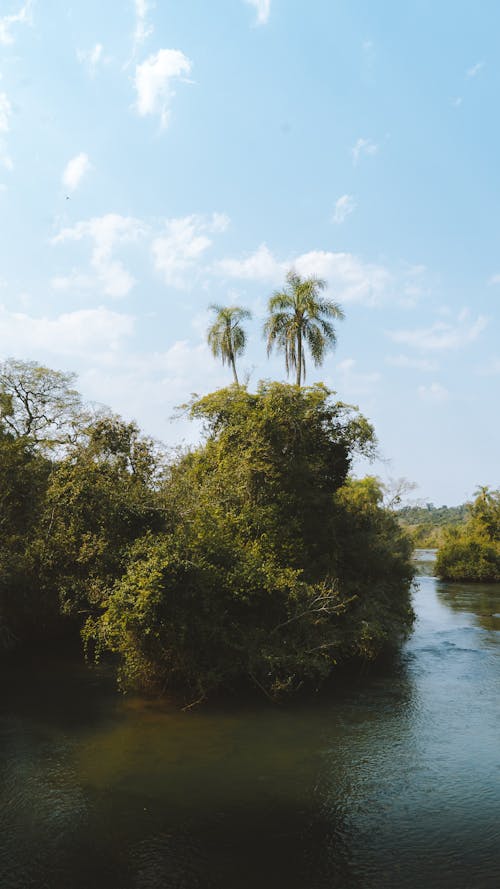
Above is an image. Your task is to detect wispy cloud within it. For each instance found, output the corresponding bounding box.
[62,153,92,193]
[0,304,134,358]
[77,43,108,74]
[451,96,463,108]
[336,357,381,396]
[388,311,488,351]
[133,0,153,54]
[245,0,271,26]
[466,61,484,79]
[0,92,13,171]
[332,194,356,224]
[488,273,500,285]
[351,137,378,166]
[215,244,391,306]
[0,93,11,134]
[134,48,192,128]
[0,0,32,46]
[418,382,449,403]
[385,354,437,371]
[152,213,229,288]
[52,214,148,298]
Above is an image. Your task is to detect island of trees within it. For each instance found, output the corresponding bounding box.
[0,272,415,703]
[435,487,500,582]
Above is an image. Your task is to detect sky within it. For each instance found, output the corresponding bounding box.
[0,0,499,505]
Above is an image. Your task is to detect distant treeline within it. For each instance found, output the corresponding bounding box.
[396,503,468,547]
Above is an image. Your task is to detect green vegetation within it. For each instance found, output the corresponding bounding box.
[436,487,500,582]
[0,276,416,702]
[207,304,252,385]
[263,271,344,386]
[85,384,413,700]
[0,358,414,701]
[397,502,468,547]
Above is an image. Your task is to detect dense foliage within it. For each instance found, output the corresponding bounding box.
[436,487,500,582]
[397,502,468,547]
[0,362,415,701]
[85,383,414,700]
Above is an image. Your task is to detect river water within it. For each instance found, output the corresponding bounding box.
[1,551,499,888]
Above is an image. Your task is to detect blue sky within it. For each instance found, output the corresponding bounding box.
[0,0,499,504]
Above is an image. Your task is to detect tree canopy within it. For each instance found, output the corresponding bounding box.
[0,360,414,704]
[436,487,500,582]
[0,359,87,451]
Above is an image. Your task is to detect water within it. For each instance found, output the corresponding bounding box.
[1,552,499,888]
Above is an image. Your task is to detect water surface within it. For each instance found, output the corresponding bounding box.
[1,553,499,888]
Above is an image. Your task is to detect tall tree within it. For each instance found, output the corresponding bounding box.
[264,271,344,386]
[0,359,88,451]
[207,304,251,385]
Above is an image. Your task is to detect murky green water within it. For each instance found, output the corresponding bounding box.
[1,551,499,888]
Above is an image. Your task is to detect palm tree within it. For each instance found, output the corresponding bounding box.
[207,304,252,385]
[263,270,344,386]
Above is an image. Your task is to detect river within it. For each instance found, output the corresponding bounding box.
[1,550,499,888]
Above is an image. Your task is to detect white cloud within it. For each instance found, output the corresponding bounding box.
[388,312,488,351]
[51,271,94,292]
[478,357,500,376]
[134,49,192,128]
[451,96,463,107]
[152,213,229,288]
[488,273,500,285]
[0,93,11,133]
[335,357,381,396]
[77,43,107,74]
[385,354,437,371]
[0,0,32,46]
[466,61,484,79]
[332,194,356,224]
[0,92,13,172]
[352,137,378,165]
[245,0,271,26]
[133,0,153,53]
[216,244,391,306]
[62,153,92,193]
[0,304,134,358]
[418,382,449,403]
[216,243,279,281]
[52,214,148,298]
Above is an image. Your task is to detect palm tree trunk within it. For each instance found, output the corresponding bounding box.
[230,352,239,386]
[296,331,302,386]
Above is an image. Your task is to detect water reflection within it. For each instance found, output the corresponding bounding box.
[436,580,500,634]
[1,568,500,888]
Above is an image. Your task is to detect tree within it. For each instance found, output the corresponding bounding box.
[436,486,500,582]
[264,270,344,386]
[207,304,251,385]
[0,359,87,451]
[85,384,413,701]
[37,416,166,618]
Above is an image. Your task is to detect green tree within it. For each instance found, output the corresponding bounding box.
[0,425,52,649]
[0,359,88,451]
[264,270,344,386]
[37,416,166,618]
[86,384,413,701]
[436,486,500,582]
[207,304,251,385]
